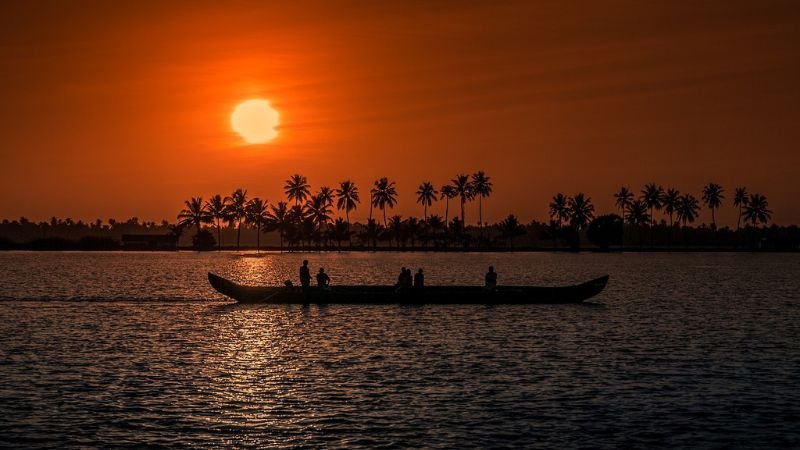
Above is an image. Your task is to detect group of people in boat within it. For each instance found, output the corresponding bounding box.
[395,267,425,291]
[298,259,330,290]
[294,260,498,291]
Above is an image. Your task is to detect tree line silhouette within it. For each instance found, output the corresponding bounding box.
[173,175,784,251]
[545,183,774,249]
[1,176,794,251]
[176,172,494,251]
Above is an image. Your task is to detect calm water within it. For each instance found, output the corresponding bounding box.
[0,251,798,448]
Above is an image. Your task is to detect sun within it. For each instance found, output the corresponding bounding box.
[231,99,280,144]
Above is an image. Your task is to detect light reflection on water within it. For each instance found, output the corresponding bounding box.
[0,251,798,448]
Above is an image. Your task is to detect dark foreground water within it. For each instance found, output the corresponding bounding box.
[0,251,799,448]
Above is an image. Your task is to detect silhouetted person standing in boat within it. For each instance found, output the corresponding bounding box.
[299,260,311,291]
[485,266,497,290]
[414,268,424,290]
[316,267,330,290]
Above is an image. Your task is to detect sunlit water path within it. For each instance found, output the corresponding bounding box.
[0,252,798,448]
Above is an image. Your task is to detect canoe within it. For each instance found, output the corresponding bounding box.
[208,272,609,304]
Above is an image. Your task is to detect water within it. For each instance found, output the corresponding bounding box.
[0,251,798,448]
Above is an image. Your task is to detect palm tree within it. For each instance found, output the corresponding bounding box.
[548,193,570,228]
[676,194,700,226]
[388,215,405,248]
[205,194,231,250]
[626,199,649,247]
[370,177,398,226]
[335,180,360,229]
[424,214,445,246]
[743,193,772,227]
[614,186,634,250]
[661,188,681,247]
[318,186,335,207]
[245,197,269,253]
[471,171,493,230]
[734,187,748,230]
[440,185,456,228]
[451,174,474,225]
[676,194,700,246]
[331,218,350,249]
[229,188,248,251]
[642,183,664,247]
[568,193,594,230]
[404,217,422,248]
[497,214,526,248]
[168,223,185,247]
[287,204,306,249]
[662,188,680,227]
[416,181,438,221]
[641,183,664,226]
[701,182,725,230]
[265,201,290,252]
[284,174,310,206]
[613,187,634,218]
[177,197,212,238]
[361,218,381,249]
[305,194,332,230]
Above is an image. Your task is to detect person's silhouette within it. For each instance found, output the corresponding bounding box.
[299,260,311,291]
[414,268,424,289]
[316,267,330,289]
[484,266,497,289]
[396,267,407,289]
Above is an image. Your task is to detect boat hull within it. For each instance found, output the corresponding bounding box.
[208,273,609,304]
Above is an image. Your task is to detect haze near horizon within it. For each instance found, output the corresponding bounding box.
[1,0,799,226]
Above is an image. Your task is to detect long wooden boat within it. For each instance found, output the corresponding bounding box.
[208,272,609,304]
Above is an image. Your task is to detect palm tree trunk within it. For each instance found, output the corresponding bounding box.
[424,204,427,221]
[737,206,742,231]
[383,208,387,227]
[460,198,465,224]
[711,208,716,230]
[668,212,674,248]
[445,199,449,229]
[256,224,261,253]
[237,220,242,251]
[479,197,483,229]
[369,195,374,222]
[216,219,222,251]
[620,206,625,251]
[346,210,352,247]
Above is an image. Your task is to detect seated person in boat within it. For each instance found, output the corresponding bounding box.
[316,267,331,289]
[414,268,424,289]
[299,260,311,290]
[396,267,409,291]
[485,266,497,290]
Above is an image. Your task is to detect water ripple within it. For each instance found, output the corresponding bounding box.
[0,252,799,447]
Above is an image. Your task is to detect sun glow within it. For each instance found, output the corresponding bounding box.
[231,99,280,144]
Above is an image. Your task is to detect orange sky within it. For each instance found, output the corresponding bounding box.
[1,0,799,226]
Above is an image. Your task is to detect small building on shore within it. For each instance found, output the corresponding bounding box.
[121,234,178,250]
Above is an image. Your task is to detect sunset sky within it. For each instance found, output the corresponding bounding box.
[1,0,799,226]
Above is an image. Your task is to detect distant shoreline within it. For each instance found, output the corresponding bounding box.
[1,247,797,253]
